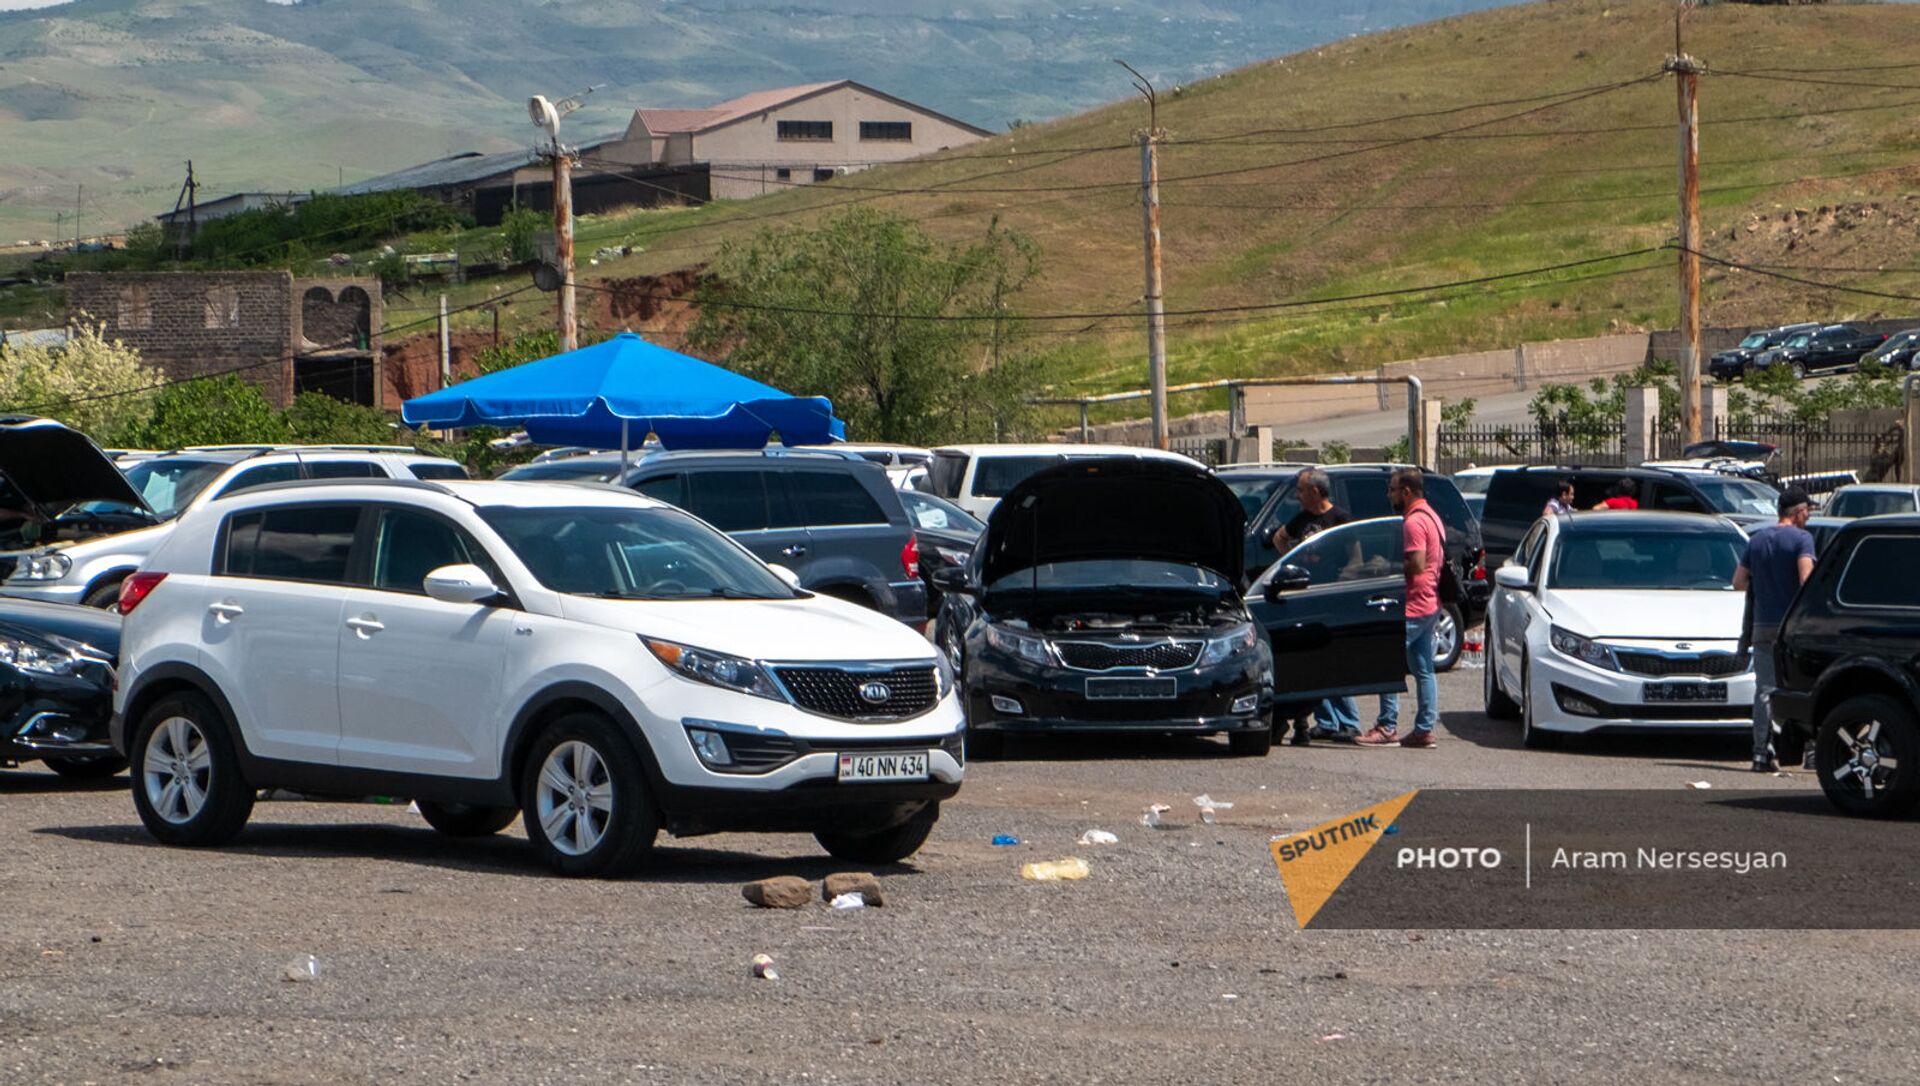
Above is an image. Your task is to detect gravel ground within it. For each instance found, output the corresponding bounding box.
[5,668,1917,1085]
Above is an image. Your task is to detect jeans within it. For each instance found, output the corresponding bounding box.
[1332,695,1400,732]
[1398,611,1441,734]
[1751,626,1779,762]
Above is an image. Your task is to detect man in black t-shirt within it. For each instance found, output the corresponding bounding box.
[1271,468,1350,551]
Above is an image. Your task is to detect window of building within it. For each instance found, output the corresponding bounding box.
[777,120,833,142]
[775,168,792,181]
[117,286,151,331]
[860,121,912,141]
[813,168,836,183]
[204,284,241,329]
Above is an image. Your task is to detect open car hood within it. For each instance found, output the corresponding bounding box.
[0,416,146,516]
[981,457,1244,585]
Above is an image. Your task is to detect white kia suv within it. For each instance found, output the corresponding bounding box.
[111,478,964,876]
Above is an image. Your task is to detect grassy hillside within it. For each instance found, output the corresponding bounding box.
[0,0,1519,243]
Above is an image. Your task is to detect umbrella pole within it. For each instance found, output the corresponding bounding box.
[620,419,630,477]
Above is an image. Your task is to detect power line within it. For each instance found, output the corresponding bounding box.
[1686,247,1920,304]
[1714,69,1920,92]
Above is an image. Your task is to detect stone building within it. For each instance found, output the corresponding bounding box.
[65,272,383,409]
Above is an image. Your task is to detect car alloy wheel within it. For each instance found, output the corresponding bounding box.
[534,740,614,857]
[1832,722,1894,797]
[143,717,213,825]
[1433,606,1461,671]
[1519,657,1559,750]
[1791,361,1807,379]
[1816,694,1919,818]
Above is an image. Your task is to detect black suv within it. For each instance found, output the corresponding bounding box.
[505,449,927,624]
[1480,466,1779,563]
[1751,323,1887,379]
[1708,323,1817,381]
[1220,463,1486,668]
[1771,517,1920,818]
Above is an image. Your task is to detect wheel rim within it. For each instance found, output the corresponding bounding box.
[1831,719,1900,801]
[535,741,613,856]
[1433,610,1458,663]
[142,716,212,825]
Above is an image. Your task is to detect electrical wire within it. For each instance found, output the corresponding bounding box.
[1685,247,1920,304]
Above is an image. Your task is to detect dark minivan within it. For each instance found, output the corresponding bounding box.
[1479,466,1777,563]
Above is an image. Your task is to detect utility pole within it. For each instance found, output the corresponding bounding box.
[438,294,452,389]
[1120,60,1169,451]
[74,184,83,249]
[1667,6,1705,447]
[554,149,577,351]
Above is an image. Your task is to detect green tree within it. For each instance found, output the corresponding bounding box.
[687,209,1043,445]
[0,321,160,445]
[500,208,546,264]
[284,392,406,445]
[472,330,564,375]
[136,375,288,449]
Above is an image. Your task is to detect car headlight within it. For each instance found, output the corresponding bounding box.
[932,546,972,566]
[10,552,72,583]
[985,624,1055,666]
[1198,623,1259,667]
[1549,625,1618,672]
[0,634,84,676]
[641,637,782,700]
[935,653,956,697]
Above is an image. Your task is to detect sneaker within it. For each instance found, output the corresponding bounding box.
[1400,730,1436,749]
[1354,725,1400,746]
[1311,725,1362,744]
[1750,755,1778,773]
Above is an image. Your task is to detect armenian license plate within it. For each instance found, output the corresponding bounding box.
[1643,681,1728,704]
[837,751,931,782]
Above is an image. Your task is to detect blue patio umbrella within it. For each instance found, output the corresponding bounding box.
[401,333,844,464]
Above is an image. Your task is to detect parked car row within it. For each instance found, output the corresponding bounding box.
[1708,322,1909,381]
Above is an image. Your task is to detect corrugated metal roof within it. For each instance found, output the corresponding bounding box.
[333,149,536,195]
[635,82,845,135]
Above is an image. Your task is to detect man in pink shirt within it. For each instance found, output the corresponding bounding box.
[1358,468,1445,748]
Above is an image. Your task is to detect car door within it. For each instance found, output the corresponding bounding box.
[678,468,814,576]
[785,465,904,602]
[1247,518,1408,702]
[1493,520,1549,692]
[200,503,360,765]
[334,505,515,779]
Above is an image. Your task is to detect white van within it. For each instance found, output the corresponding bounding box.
[925,444,1203,519]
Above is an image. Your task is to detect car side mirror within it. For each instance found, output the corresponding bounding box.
[929,566,972,594]
[423,564,505,605]
[1493,566,1532,592]
[768,563,803,588]
[1262,564,1312,602]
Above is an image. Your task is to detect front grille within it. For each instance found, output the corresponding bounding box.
[774,665,939,721]
[1614,651,1746,678]
[1055,639,1202,672]
[721,733,801,771]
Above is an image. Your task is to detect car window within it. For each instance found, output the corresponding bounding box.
[632,473,684,507]
[789,471,886,526]
[1337,477,1396,521]
[408,463,469,481]
[371,508,498,594]
[1223,475,1284,521]
[1420,477,1475,540]
[1647,481,1707,513]
[900,489,984,533]
[1278,518,1403,587]
[306,460,385,480]
[477,505,795,600]
[928,451,970,500]
[223,505,360,584]
[1738,333,1768,349]
[1837,535,1920,608]
[970,455,1064,499]
[1484,473,1559,526]
[1689,476,1778,516]
[1828,490,1918,518]
[1547,527,1743,591]
[217,462,302,499]
[1516,521,1547,576]
[498,461,620,482]
[684,471,769,531]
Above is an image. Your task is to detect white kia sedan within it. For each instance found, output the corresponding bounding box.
[1483,511,1756,747]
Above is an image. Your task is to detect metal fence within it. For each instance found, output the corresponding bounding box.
[1169,435,1226,466]
[1719,418,1901,480]
[1436,416,1903,480]
[1434,423,1630,475]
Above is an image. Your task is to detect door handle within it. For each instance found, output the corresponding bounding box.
[345,615,385,637]
[208,601,244,622]
[781,545,808,558]
[1364,596,1400,609]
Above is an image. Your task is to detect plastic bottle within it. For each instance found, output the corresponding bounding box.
[1460,631,1485,670]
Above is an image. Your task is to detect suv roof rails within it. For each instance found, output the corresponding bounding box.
[210,477,462,500]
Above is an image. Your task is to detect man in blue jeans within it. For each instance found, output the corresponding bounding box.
[1358,469,1444,748]
[1734,487,1815,772]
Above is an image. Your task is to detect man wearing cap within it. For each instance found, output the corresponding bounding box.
[1733,487,1816,773]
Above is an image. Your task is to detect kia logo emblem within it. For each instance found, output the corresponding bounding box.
[1676,642,1694,651]
[859,681,892,704]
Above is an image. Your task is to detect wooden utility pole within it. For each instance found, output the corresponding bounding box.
[1120,60,1170,450]
[553,149,578,352]
[1668,7,1705,446]
[438,294,452,389]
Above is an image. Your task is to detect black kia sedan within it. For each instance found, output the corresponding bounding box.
[1,597,122,778]
[931,458,1274,759]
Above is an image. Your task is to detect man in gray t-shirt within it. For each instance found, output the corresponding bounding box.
[1734,487,1816,772]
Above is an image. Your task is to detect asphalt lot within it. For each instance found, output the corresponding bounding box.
[6,667,1918,1085]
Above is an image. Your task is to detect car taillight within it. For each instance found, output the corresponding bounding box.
[118,571,168,614]
[901,534,921,580]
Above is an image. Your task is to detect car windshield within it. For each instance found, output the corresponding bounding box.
[1784,333,1812,348]
[1223,475,1284,519]
[497,461,620,482]
[987,559,1232,593]
[1548,527,1744,591]
[899,490,984,534]
[477,505,797,600]
[1689,476,1780,516]
[1828,489,1918,518]
[1453,473,1492,496]
[1738,333,1769,349]
[74,457,225,520]
[971,455,1064,499]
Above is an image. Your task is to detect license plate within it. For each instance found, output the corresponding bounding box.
[1644,681,1728,704]
[1086,677,1178,700]
[837,751,930,782]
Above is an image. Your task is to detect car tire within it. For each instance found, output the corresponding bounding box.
[42,753,129,779]
[81,578,126,610]
[1433,604,1464,672]
[1483,625,1520,721]
[130,691,254,846]
[1519,657,1560,750]
[416,799,520,837]
[519,711,658,877]
[1790,361,1807,379]
[965,727,1004,761]
[1814,694,1920,819]
[815,802,939,864]
[1228,715,1274,757]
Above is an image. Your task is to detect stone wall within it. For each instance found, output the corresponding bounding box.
[68,271,296,405]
